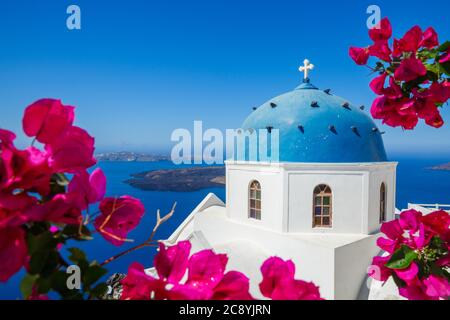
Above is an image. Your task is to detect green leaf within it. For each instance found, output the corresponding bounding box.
[62,225,93,241]
[83,264,108,287]
[438,41,450,52]
[20,274,38,299]
[385,245,418,269]
[68,247,87,263]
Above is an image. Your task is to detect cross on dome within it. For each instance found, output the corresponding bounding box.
[299,59,314,81]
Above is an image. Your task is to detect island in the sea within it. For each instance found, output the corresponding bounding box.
[95,152,169,162]
[124,166,225,192]
[430,162,450,171]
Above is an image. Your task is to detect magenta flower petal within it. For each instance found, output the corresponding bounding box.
[154,241,191,284]
[423,275,450,299]
[187,250,227,289]
[394,262,419,284]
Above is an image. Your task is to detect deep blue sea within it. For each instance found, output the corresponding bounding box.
[1,156,449,299]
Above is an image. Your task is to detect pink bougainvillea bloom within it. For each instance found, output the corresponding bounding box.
[440,48,450,64]
[369,73,388,95]
[45,126,96,173]
[349,47,369,65]
[420,210,450,237]
[399,209,422,232]
[0,192,37,228]
[187,249,228,290]
[399,281,432,300]
[394,57,427,82]
[368,40,392,62]
[259,257,322,300]
[368,255,391,281]
[427,82,450,104]
[259,256,295,299]
[393,25,423,56]
[369,17,392,42]
[154,240,191,284]
[27,193,82,225]
[120,262,155,300]
[423,275,450,299]
[0,129,16,150]
[68,168,106,210]
[0,227,28,282]
[394,262,419,284]
[1,146,52,196]
[94,196,145,246]
[420,27,439,48]
[424,112,444,128]
[22,99,74,144]
[383,78,404,99]
[211,271,253,300]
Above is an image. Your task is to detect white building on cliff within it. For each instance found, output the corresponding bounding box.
[166,60,398,300]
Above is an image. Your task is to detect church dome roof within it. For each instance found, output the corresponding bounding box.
[241,76,388,163]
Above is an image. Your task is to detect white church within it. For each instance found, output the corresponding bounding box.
[165,60,399,300]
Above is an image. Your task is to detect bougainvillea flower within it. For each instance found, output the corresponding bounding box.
[368,40,392,62]
[259,257,322,300]
[0,192,37,228]
[120,262,158,300]
[368,255,391,281]
[187,249,228,290]
[427,82,450,104]
[424,112,444,128]
[369,17,392,42]
[45,126,96,173]
[0,227,28,282]
[0,129,16,150]
[94,196,145,246]
[399,280,432,300]
[22,99,74,144]
[68,168,106,210]
[154,240,191,284]
[394,262,419,284]
[394,57,427,82]
[369,73,388,95]
[211,271,253,300]
[399,209,422,232]
[420,27,439,48]
[423,275,450,299]
[420,210,450,237]
[349,47,369,65]
[1,146,52,196]
[27,193,82,225]
[393,25,423,56]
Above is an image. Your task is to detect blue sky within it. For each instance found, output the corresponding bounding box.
[0,0,449,156]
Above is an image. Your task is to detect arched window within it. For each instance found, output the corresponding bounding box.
[313,184,332,227]
[380,183,386,223]
[249,180,261,220]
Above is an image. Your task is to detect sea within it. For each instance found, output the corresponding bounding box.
[1,156,449,299]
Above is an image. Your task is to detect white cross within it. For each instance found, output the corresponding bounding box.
[299,59,314,80]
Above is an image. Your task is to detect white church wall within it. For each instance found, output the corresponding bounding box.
[226,162,285,232]
[287,169,366,234]
[367,163,397,234]
[193,208,336,299]
[334,234,381,300]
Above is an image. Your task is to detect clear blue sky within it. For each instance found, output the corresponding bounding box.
[1,0,449,156]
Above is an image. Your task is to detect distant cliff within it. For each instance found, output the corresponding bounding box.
[95,152,169,162]
[430,162,450,171]
[124,166,225,192]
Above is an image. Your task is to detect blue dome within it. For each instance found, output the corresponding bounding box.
[240,80,388,163]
